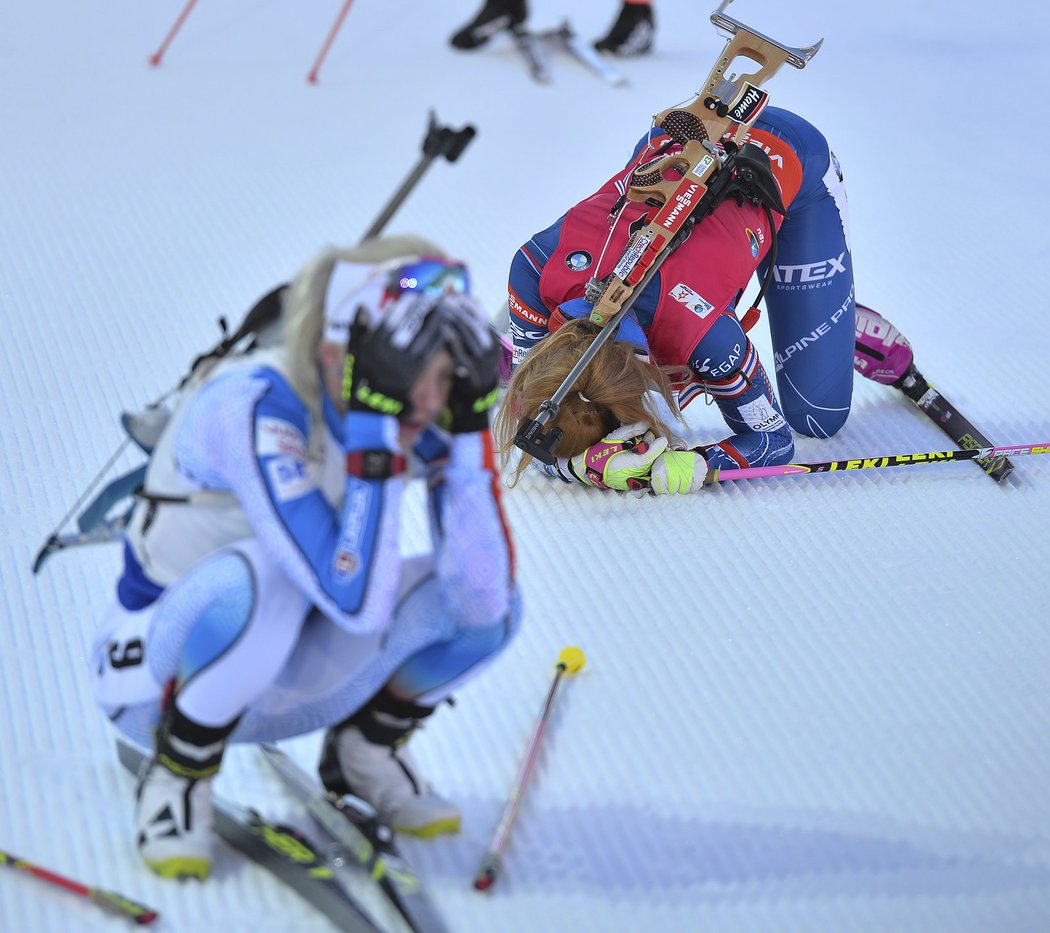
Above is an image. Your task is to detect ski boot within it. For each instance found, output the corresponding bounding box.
[319,691,460,838]
[594,1,655,57]
[450,0,527,51]
[134,705,233,879]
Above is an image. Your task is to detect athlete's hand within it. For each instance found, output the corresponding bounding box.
[442,295,503,434]
[650,449,709,495]
[343,291,450,420]
[567,422,668,491]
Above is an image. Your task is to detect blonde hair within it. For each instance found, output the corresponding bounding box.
[493,318,681,485]
[281,234,447,424]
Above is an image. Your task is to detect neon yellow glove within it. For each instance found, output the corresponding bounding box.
[649,449,709,495]
[566,421,668,491]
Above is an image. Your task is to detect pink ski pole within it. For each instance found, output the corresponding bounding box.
[149,0,200,67]
[307,0,356,84]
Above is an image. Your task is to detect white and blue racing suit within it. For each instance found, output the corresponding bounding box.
[92,347,521,746]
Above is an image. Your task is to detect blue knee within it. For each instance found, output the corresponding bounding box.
[388,585,523,698]
[177,553,255,682]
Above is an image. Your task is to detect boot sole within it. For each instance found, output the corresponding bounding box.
[393,815,462,838]
[145,855,211,880]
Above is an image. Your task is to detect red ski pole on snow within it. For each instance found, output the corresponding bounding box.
[307,0,356,84]
[0,848,158,925]
[148,0,200,67]
[473,647,586,892]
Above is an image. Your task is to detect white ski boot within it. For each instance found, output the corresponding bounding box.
[134,756,215,879]
[320,722,461,838]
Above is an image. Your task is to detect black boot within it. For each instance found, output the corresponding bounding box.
[450,0,527,51]
[594,2,655,57]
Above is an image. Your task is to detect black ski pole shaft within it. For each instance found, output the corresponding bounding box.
[0,848,158,925]
[713,440,1050,482]
[359,110,476,243]
[31,434,134,574]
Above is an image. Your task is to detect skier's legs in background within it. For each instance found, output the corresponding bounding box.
[595,1,655,56]
[449,0,527,50]
[450,0,656,58]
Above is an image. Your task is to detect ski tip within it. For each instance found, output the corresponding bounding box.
[557,646,586,673]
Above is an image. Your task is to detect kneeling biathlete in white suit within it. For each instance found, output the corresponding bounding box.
[91,235,521,879]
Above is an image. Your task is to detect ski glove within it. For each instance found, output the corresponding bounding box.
[650,450,709,495]
[341,290,450,475]
[567,421,668,491]
[442,295,503,434]
[343,291,451,421]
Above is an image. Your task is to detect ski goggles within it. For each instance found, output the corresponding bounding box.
[388,257,470,299]
[324,256,471,343]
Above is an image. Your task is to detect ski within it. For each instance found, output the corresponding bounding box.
[115,740,383,932]
[260,744,449,933]
[538,21,627,86]
[894,363,1014,482]
[511,26,552,84]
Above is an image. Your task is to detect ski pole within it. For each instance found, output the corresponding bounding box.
[473,646,586,892]
[306,0,356,84]
[359,110,476,242]
[148,0,200,67]
[712,440,1050,482]
[0,849,158,925]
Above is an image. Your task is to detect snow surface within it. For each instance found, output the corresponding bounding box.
[3,1,1050,931]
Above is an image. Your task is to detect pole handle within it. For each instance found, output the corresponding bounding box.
[360,111,477,243]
